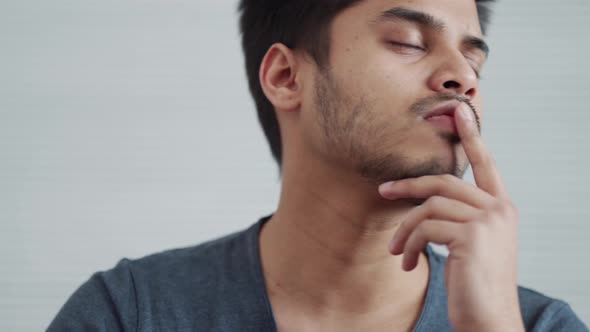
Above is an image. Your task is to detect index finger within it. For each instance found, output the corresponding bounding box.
[455,103,507,198]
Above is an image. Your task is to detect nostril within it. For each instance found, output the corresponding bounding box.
[443,80,460,89]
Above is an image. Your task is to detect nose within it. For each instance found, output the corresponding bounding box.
[427,50,479,99]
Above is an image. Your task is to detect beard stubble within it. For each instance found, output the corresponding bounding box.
[312,68,468,199]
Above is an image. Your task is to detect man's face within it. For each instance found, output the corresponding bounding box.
[298,0,487,184]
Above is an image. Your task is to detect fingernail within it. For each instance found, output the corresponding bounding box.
[378,181,395,195]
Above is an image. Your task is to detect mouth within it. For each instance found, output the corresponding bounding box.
[423,100,479,136]
[426,113,458,135]
[423,100,462,136]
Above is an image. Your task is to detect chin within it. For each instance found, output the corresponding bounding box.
[356,154,459,185]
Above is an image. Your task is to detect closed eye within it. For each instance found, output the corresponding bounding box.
[473,68,481,79]
[465,57,482,79]
[389,41,425,51]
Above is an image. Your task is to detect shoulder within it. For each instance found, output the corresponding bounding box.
[517,286,589,331]
[124,227,248,284]
[107,226,252,308]
[48,226,255,331]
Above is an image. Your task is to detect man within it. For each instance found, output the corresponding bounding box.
[48,0,589,331]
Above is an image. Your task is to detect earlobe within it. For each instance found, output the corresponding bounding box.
[259,43,302,112]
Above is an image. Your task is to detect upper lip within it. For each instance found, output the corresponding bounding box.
[424,100,462,119]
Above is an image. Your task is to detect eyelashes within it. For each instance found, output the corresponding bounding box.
[473,69,482,80]
[389,41,425,51]
[388,42,483,80]
[388,41,425,56]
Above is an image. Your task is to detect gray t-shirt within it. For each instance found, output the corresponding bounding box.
[48,215,589,331]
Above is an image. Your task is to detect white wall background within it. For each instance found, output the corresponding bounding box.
[1,0,588,330]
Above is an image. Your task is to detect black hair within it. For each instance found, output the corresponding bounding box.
[238,0,496,170]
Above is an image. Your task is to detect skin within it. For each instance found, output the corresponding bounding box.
[257,0,524,331]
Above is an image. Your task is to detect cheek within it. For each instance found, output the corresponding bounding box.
[348,67,408,106]
[333,46,391,92]
[364,69,416,120]
[366,56,420,99]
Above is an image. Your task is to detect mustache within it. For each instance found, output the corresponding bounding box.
[411,93,481,133]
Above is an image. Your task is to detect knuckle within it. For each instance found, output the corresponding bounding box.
[399,218,416,236]
[497,198,516,215]
[433,175,455,195]
[491,199,504,212]
[440,174,456,185]
[484,199,519,222]
[425,196,444,212]
[398,220,411,235]
[408,225,426,247]
[405,230,418,249]
[485,207,502,221]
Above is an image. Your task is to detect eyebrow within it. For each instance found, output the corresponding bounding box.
[371,7,490,58]
[372,7,446,31]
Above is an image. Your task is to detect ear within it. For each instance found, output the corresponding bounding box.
[259,43,302,113]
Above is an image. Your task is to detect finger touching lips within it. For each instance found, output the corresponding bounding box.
[455,103,507,197]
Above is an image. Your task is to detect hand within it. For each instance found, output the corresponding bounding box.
[378,104,525,332]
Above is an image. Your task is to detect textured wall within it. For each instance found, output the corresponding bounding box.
[1,0,588,330]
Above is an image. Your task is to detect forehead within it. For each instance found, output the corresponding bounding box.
[338,0,483,37]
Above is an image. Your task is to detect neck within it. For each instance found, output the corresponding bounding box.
[259,153,431,319]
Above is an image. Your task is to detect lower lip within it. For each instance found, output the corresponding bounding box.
[426,115,458,135]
